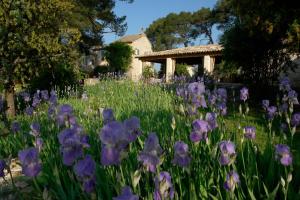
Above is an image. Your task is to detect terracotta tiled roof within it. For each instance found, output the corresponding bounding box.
[137,44,223,58]
[117,33,146,43]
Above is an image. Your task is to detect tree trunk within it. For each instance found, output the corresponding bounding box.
[5,85,16,117]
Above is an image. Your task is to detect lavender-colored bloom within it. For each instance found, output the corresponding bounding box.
[58,128,86,166]
[190,119,210,143]
[35,137,43,152]
[224,171,240,192]
[279,77,291,92]
[219,141,236,165]
[113,186,139,200]
[291,113,300,127]
[205,112,218,130]
[243,126,256,139]
[30,122,40,137]
[288,90,299,104]
[240,87,249,102]
[217,102,227,116]
[18,148,41,177]
[262,100,270,110]
[217,88,227,102]
[138,133,163,172]
[82,177,96,193]
[208,93,217,106]
[0,160,6,177]
[32,95,41,108]
[74,155,96,179]
[11,121,21,133]
[103,108,115,125]
[275,144,293,166]
[56,104,76,126]
[48,105,56,119]
[124,116,142,142]
[25,106,34,116]
[187,105,198,116]
[188,82,205,95]
[154,172,175,200]
[267,106,277,120]
[191,95,207,108]
[172,141,191,167]
[100,121,131,165]
[41,90,49,101]
[49,90,58,105]
[20,92,31,102]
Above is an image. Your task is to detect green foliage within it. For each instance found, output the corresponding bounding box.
[28,60,80,92]
[104,42,133,73]
[145,9,215,50]
[175,63,190,77]
[219,0,300,86]
[213,61,240,82]
[142,65,154,80]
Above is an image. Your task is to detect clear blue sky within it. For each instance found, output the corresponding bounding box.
[103,0,221,45]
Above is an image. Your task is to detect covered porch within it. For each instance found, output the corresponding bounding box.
[136,44,223,82]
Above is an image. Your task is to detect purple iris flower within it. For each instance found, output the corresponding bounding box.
[224,170,240,192]
[217,102,227,116]
[219,141,236,165]
[188,82,205,95]
[74,155,96,193]
[262,100,269,110]
[275,144,293,166]
[18,148,42,177]
[172,141,191,167]
[25,106,34,116]
[56,104,76,126]
[0,160,6,177]
[100,121,132,165]
[217,88,227,102]
[58,128,87,166]
[205,112,218,130]
[41,90,49,101]
[190,119,210,143]
[49,90,58,105]
[35,137,43,152]
[243,126,256,139]
[208,93,217,106]
[267,106,277,120]
[113,186,139,200]
[187,105,198,116]
[124,116,142,142]
[240,87,249,102]
[138,133,163,173]
[279,77,291,92]
[291,113,300,127]
[11,121,21,133]
[48,105,56,119]
[32,93,41,108]
[103,108,115,125]
[286,90,299,104]
[154,172,175,200]
[20,92,31,102]
[30,122,40,137]
[191,95,207,108]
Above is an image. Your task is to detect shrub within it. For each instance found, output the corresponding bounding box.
[175,63,190,77]
[142,65,154,81]
[104,42,133,73]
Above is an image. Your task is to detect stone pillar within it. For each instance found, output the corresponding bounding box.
[166,58,175,82]
[203,55,214,73]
